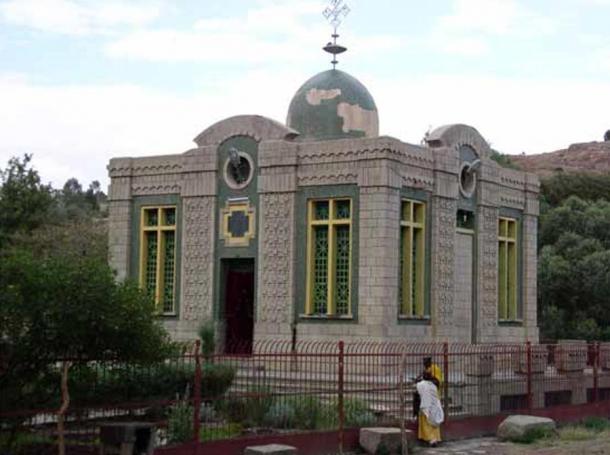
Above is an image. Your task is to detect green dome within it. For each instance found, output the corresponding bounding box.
[286,69,379,141]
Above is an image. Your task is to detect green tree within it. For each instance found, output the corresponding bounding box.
[540,173,610,208]
[0,222,173,452]
[0,154,54,246]
[538,196,610,340]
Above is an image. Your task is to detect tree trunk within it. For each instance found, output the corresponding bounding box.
[57,361,71,455]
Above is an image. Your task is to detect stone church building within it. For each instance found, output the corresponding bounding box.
[107,67,539,350]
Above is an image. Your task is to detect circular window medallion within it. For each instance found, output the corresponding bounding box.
[224,149,254,190]
[459,161,477,198]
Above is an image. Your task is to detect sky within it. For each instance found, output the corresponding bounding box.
[1,0,610,189]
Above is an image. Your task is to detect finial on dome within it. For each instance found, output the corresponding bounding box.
[322,0,350,69]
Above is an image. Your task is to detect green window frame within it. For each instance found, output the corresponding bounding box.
[139,206,177,315]
[305,198,352,316]
[400,199,427,318]
[498,217,518,321]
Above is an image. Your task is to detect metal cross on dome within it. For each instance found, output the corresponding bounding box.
[322,0,350,69]
[323,0,350,30]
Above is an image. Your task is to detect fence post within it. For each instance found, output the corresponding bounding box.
[526,341,533,412]
[594,342,600,403]
[193,339,202,444]
[443,342,449,422]
[338,340,345,454]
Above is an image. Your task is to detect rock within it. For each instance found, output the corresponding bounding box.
[360,427,409,454]
[497,415,556,441]
[243,443,297,455]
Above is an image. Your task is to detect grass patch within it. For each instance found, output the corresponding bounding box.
[583,417,610,432]
[200,423,242,441]
[558,425,595,441]
[511,426,555,444]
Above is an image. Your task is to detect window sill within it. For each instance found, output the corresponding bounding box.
[498,319,524,327]
[299,314,355,323]
[156,312,178,318]
[398,316,431,325]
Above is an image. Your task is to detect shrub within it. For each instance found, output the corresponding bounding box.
[264,401,297,429]
[202,363,235,400]
[511,426,554,444]
[167,399,194,444]
[582,416,610,432]
[318,397,375,429]
[198,321,216,358]
[285,396,322,430]
[216,386,273,427]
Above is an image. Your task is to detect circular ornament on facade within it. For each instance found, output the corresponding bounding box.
[224,150,254,190]
[459,161,477,198]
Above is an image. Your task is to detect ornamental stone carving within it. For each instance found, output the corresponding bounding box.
[432,197,456,326]
[479,205,499,327]
[257,193,294,324]
[181,197,215,321]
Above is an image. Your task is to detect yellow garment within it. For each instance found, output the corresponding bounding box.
[426,363,444,396]
[418,412,441,443]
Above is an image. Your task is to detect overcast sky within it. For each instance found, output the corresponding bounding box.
[1,0,610,189]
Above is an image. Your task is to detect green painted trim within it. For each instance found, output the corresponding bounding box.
[295,185,360,323]
[214,135,259,325]
[130,194,182,320]
[398,187,432,319]
[499,207,524,322]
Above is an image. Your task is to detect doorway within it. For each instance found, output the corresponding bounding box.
[222,259,254,354]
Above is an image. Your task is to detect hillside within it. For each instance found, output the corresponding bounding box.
[510,141,610,178]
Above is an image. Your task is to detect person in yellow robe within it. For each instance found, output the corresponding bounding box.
[417,357,444,446]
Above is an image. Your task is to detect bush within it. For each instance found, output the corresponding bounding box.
[511,426,554,444]
[167,399,194,444]
[582,416,610,432]
[202,363,235,400]
[286,396,323,430]
[318,397,375,429]
[264,401,297,429]
[217,386,273,427]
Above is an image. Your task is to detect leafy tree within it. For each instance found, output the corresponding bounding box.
[538,196,610,340]
[0,154,54,246]
[540,173,610,208]
[0,222,173,452]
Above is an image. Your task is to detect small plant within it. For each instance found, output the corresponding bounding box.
[511,426,554,444]
[167,396,194,444]
[558,425,593,441]
[198,320,216,358]
[286,396,323,429]
[200,423,242,442]
[264,401,297,429]
[582,416,610,432]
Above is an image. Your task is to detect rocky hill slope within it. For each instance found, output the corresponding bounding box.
[510,141,610,178]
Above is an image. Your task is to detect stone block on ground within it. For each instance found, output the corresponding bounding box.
[360,427,409,454]
[497,415,556,441]
[244,444,297,455]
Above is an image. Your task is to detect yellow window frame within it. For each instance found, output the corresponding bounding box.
[498,217,518,321]
[305,198,353,317]
[139,205,177,315]
[400,199,426,317]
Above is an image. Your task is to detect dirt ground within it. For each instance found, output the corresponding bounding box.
[413,434,610,455]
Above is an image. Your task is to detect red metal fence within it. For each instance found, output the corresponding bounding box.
[2,340,609,453]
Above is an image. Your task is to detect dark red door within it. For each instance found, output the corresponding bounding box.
[224,261,254,354]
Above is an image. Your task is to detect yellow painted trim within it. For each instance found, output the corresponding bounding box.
[221,201,256,247]
[400,199,427,317]
[498,217,518,321]
[305,201,314,315]
[138,205,177,314]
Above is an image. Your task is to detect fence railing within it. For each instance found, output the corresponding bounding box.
[2,340,610,453]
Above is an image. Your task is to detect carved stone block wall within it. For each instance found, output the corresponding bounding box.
[255,192,295,338]
[108,200,131,281]
[431,197,457,338]
[181,196,215,324]
[477,205,499,341]
[523,214,539,341]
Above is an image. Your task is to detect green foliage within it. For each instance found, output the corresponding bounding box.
[198,320,216,358]
[0,154,54,245]
[200,423,242,441]
[167,399,194,444]
[319,397,375,429]
[264,401,297,428]
[490,149,520,170]
[557,425,593,441]
[541,173,610,208]
[201,363,235,400]
[510,426,554,444]
[54,178,107,221]
[582,417,610,432]
[538,196,610,340]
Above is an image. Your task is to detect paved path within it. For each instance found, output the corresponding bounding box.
[413,437,513,455]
